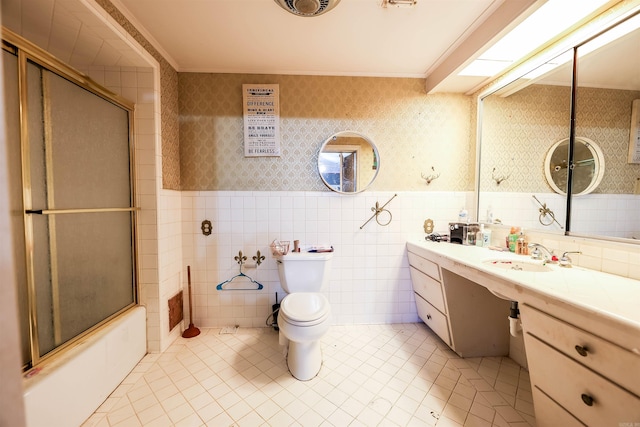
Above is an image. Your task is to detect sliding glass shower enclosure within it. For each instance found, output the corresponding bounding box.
[3,31,138,370]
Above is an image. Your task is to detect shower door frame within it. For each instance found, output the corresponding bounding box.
[3,29,140,370]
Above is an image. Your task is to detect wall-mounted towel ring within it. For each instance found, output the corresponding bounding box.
[532,195,563,228]
[360,193,398,229]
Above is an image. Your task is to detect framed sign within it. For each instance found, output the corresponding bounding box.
[243,84,281,157]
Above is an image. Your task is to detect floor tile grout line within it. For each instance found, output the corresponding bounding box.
[82,324,534,427]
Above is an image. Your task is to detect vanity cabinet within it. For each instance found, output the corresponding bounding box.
[408,250,510,357]
[408,252,451,346]
[521,303,640,426]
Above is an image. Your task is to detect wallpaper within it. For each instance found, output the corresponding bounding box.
[96,0,181,190]
[481,84,640,194]
[178,74,474,191]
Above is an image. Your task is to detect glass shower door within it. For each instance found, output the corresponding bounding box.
[23,60,136,361]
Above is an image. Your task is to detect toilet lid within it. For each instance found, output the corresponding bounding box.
[280,293,330,324]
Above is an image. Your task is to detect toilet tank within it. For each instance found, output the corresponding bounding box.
[276,252,333,293]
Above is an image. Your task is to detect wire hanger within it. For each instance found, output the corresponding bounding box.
[216,251,264,290]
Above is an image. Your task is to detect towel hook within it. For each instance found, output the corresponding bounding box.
[421,167,441,185]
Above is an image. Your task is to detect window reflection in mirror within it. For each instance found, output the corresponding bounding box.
[572,14,640,239]
[318,151,356,192]
[318,131,379,194]
[544,137,605,196]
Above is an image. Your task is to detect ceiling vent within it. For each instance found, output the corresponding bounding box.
[274,0,341,17]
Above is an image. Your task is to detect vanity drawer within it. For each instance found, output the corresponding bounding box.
[409,266,446,313]
[531,387,585,427]
[521,304,640,397]
[408,252,440,280]
[525,333,640,426]
[414,292,450,346]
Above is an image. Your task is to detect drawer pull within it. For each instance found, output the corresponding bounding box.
[575,345,589,357]
[426,314,432,320]
[581,393,595,406]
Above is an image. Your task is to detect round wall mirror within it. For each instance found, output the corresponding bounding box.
[318,131,380,194]
[544,136,605,196]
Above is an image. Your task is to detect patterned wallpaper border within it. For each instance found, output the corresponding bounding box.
[178,73,474,192]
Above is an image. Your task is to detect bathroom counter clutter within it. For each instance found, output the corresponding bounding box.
[406,238,640,350]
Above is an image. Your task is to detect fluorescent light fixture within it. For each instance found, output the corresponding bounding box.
[459,0,612,77]
[577,11,640,57]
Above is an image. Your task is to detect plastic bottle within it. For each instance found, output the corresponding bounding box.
[465,224,477,246]
[458,207,468,224]
[508,227,520,252]
[517,231,528,255]
[483,226,492,247]
[476,224,485,247]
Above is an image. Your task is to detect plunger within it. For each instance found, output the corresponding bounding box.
[182,266,200,338]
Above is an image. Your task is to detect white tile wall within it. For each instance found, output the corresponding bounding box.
[83,60,177,352]
[488,226,640,280]
[481,191,640,240]
[479,192,567,233]
[181,190,473,328]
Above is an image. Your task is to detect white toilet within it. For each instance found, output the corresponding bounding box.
[276,251,333,381]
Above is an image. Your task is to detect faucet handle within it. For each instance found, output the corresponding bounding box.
[529,247,543,260]
[559,251,582,268]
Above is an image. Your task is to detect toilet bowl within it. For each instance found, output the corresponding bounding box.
[275,251,333,381]
[278,293,331,380]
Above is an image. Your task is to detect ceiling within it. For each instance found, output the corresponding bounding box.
[107,0,540,93]
[23,0,640,94]
[3,0,636,94]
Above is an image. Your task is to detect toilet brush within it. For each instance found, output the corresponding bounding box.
[182,266,200,338]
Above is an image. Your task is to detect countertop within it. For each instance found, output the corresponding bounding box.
[406,238,640,342]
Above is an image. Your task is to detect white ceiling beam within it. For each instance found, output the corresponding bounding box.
[425,0,542,94]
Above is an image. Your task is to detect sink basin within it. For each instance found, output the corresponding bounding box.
[483,259,552,272]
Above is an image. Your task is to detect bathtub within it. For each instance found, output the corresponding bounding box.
[23,306,146,427]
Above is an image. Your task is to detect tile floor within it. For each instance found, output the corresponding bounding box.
[82,324,535,427]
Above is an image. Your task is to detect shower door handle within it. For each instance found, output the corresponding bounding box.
[25,207,139,215]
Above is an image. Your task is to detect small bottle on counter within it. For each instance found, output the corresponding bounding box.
[483,225,492,247]
[508,227,520,252]
[465,223,478,246]
[475,224,485,247]
[516,231,528,255]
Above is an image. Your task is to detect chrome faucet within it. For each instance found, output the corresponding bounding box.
[559,251,582,268]
[528,243,554,261]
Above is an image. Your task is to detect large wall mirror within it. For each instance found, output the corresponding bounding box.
[478,49,573,233]
[571,14,640,239]
[318,131,380,194]
[478,10,640,242]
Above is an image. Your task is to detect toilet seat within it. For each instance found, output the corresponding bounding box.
[280,293,330,326]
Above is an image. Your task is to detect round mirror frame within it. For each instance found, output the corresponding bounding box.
[317,131,380,194]
[544,136,605,196]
